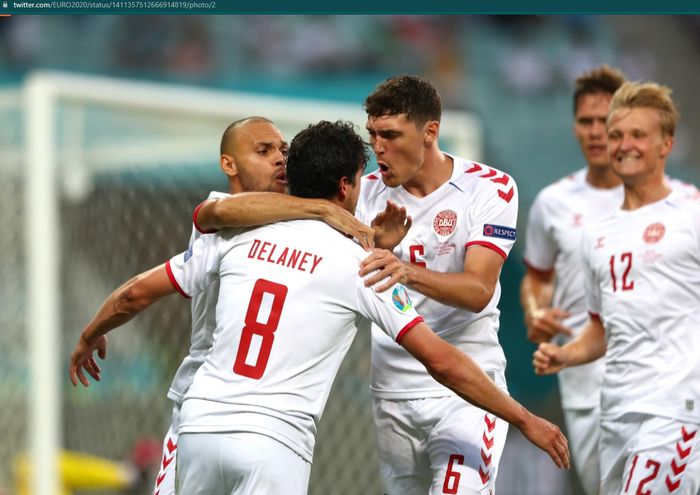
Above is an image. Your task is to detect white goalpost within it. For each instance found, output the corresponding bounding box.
[13,71,483,494]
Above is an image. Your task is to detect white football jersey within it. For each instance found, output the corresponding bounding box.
[167,220,424,462]
[167,191,230,404]
[525,171,698,409]
[356,154,517,398]
[582,193,700,423]
[525,170,621,409]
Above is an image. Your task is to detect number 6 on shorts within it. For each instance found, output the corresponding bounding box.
[233,279,288,379]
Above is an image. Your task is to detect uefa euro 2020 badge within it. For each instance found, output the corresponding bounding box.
[392,285,413,313]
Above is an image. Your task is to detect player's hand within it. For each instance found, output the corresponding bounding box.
[533,342,567,375]
[519,413,570,470]
[525,307,572,343]
[322,203,375,250]
[69,334,108,387]
[371,201,412,250]
[359,248,408,292]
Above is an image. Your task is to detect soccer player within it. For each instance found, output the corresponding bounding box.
[71,120,569,494]
[356,75,520,495]
[520,65,626,494]
[534,82,700,495]
[69,116,373,495]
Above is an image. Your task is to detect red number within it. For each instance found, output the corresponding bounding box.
[409,244,426,267]
[609,252,634,292]
[442,454,464,494]
[233,279,288,379]
[624,455,638,492]
[635,459,660,495]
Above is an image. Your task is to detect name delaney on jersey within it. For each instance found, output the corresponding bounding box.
[247,238,323,274]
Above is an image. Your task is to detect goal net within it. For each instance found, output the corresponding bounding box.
[0,71,481,494]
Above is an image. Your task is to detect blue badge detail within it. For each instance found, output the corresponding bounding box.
[392,285,413,313]
[483,224,516,240]
[184,247,193,263]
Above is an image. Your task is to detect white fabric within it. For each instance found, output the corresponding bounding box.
[582,193,700,423]
[167,219,423,462]
[356,155,517,399]
[373,394,508,495]
[167,190,230,404]
[152,405,179,495]
[562,407,601,495]
[176,432,311,495]
[599,413,700,495]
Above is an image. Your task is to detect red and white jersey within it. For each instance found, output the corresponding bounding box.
[167,191,230,404]
[356,155,517,398]
[582,192,700,423]
[166,219,423,462]
[525,172,698,409]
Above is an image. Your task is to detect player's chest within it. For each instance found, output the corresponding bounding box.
[588,215,698,293]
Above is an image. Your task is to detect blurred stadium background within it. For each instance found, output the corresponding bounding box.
[1,14,700,495]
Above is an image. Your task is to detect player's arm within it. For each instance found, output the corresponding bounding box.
[195,192,375,249]
[400,322,570,470]
[533,314,606,375]
[520,267,572,343]
[69,264,176,387]
[360,244,503,312]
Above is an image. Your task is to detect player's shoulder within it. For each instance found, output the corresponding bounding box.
[452,156,517,203]
[360,170,388,200]
[665,176,700,200]
[207,190,231,200]
[534,169,588,205]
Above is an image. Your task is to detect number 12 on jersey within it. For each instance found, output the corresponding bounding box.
[609,252,634,292]
[233,279,288,379]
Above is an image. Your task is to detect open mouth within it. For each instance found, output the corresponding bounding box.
[275,172,287,184]
[378,163,389,173]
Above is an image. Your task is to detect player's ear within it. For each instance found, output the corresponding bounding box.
[659,135,674,159]
[220,154,239,178]
[337,176,351,201]
[423,120,439,147]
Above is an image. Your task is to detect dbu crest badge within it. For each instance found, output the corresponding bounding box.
[433,209,457,236]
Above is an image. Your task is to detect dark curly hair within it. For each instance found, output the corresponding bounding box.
[363,75,441,126]
[286,120,369,199]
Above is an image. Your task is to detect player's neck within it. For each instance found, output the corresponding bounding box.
[622,175,671,210]
[586,166,621,190]
[402,150,453,198]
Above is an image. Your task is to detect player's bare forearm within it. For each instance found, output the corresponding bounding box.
[401,324,571,469]
[560,316,606,366]
[198,194,374,249]
[520,270,554,324]
[70,264,175,386]
[81,264,174,343]
[404,263,493,312]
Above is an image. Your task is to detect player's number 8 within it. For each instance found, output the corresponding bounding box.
[233,279,288,379]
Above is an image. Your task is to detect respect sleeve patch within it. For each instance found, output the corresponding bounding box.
[483,224,516,240]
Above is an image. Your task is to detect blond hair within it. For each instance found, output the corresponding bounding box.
[608,81,679,136]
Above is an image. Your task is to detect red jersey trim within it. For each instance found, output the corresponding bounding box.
[588,312,601,321]
[523,258,554,277]
[396,316,424,344]
[165,260,191,299]
[465,241,507,261]
[193,200,219,234]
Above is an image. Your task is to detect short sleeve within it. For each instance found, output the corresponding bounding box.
[354,278,424,344]
[580,230,601,316]
[465,179,519,260]
[523,192,557,272]
[166,233,222,298]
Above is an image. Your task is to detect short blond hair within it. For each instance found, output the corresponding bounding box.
[608,81,679,136]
